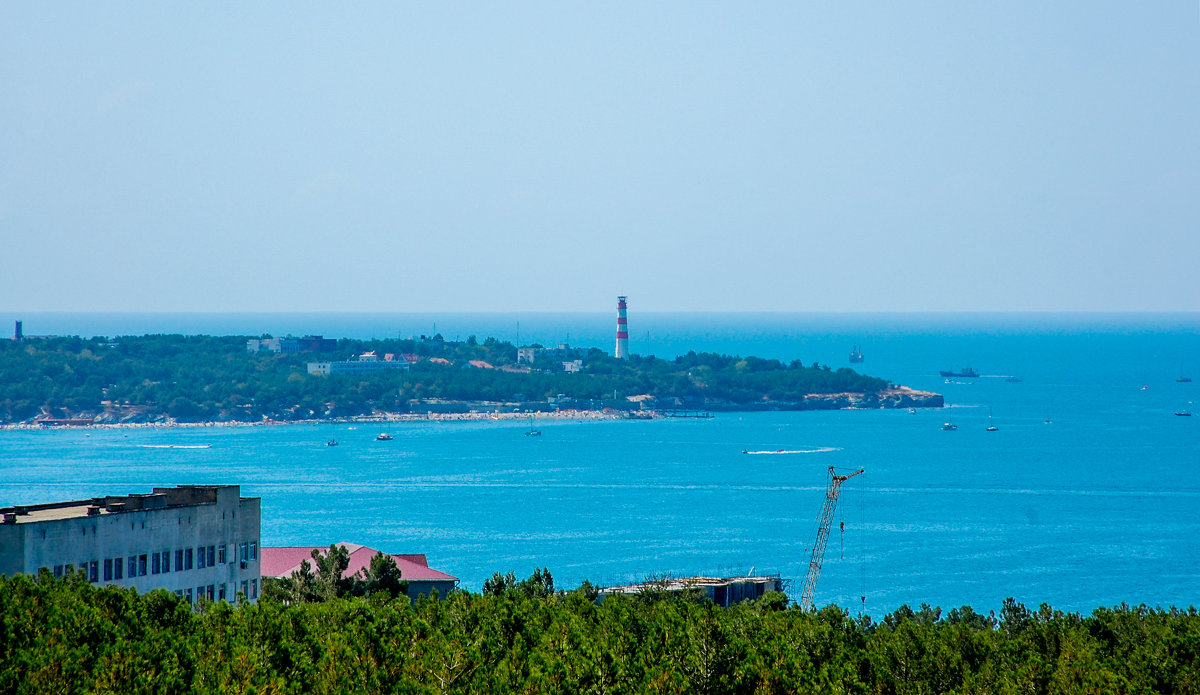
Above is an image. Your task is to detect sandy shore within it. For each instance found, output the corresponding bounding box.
[0,409,631,431]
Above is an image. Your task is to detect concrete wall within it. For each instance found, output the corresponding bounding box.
[0,486,261,604]
[405,579,457,601]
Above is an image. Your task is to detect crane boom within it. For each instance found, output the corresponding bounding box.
[800,466,864,610]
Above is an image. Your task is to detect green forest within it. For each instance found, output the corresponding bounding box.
[0,334,895,424]
[2,570,1196,694]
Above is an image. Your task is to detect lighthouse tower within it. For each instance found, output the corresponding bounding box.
[615,296,629,359]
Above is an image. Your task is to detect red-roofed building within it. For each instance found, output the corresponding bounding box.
[261,543,458,600]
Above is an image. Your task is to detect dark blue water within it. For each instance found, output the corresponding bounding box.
[2,313,1197,615]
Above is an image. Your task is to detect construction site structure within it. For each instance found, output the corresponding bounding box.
[799,466,864,611]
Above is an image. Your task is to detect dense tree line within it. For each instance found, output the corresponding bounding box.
[0,334,890,424]
[1,570,1197,694]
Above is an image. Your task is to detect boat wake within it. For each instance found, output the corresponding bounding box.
[138,444,212,449]
[743,447,840,455]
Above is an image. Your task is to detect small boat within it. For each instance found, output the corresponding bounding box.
[986,408,998,432]
[525,417,541,437]
[1176,411,1192,417]
[1004,376,1022,383]
[848,345,864,363]
[907,408,916,414]
[326,439,338,446]
[941,406,957,431]
[1179,377,1194,383]
[939,367,979,378]
[375,433,393,441]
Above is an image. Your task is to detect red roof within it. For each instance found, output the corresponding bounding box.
[261,543,457,582]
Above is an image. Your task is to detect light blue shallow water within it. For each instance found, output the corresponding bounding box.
[1,313,1197,615]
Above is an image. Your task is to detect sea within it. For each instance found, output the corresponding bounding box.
[2,312,1197,617]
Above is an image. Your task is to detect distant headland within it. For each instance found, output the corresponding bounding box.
[0,332,942,426]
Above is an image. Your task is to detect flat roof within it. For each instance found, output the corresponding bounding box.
[600,575,780,595]
[1,485,247,525]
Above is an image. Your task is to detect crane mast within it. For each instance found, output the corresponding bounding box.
[800,466,864,611]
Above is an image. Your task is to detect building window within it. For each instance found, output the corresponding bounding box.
[152,553,161,575]
[114,557,124,580]
[250,579,258,599]
[53,565,63,578]
[175,549,183,571]
[185,588,193,604]
[218,583,227,601]
[249,541,257,561]
[185,548,193,570]
[240,542,248,563]
[104,559,113,582]
[240,580,248,600]
[161,550,171,573]
[128,556,138,577]
[207,545,216,567]
[198,547,206,569]
[197,586,205,603]
[89,561,98,583]
[218,544,227,565]
[207,584,215,601]
[138,554,147,577]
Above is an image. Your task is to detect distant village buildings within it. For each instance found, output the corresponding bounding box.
[516,343,588,373]
[516,343,584,365]
[0,485,261,605]
[307,351,410,376]
[247,335,337,354]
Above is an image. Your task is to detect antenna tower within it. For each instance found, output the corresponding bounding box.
[800,466,864,611]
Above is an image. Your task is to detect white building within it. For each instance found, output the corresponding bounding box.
[308,351,410,376]
[0,485,261,604]
[247,337,299,353]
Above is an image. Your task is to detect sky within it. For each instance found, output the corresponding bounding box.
[2,3,1198,313]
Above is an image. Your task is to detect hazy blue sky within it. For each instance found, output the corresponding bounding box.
[2,3,1197,313]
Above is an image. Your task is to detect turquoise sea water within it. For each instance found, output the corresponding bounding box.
[1,313,1197,616]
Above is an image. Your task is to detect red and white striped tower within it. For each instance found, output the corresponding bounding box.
[615,296,629,359]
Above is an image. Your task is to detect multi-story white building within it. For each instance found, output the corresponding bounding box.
[0,485,261,604]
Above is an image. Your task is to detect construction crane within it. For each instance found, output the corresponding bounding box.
[800,466,864,611]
